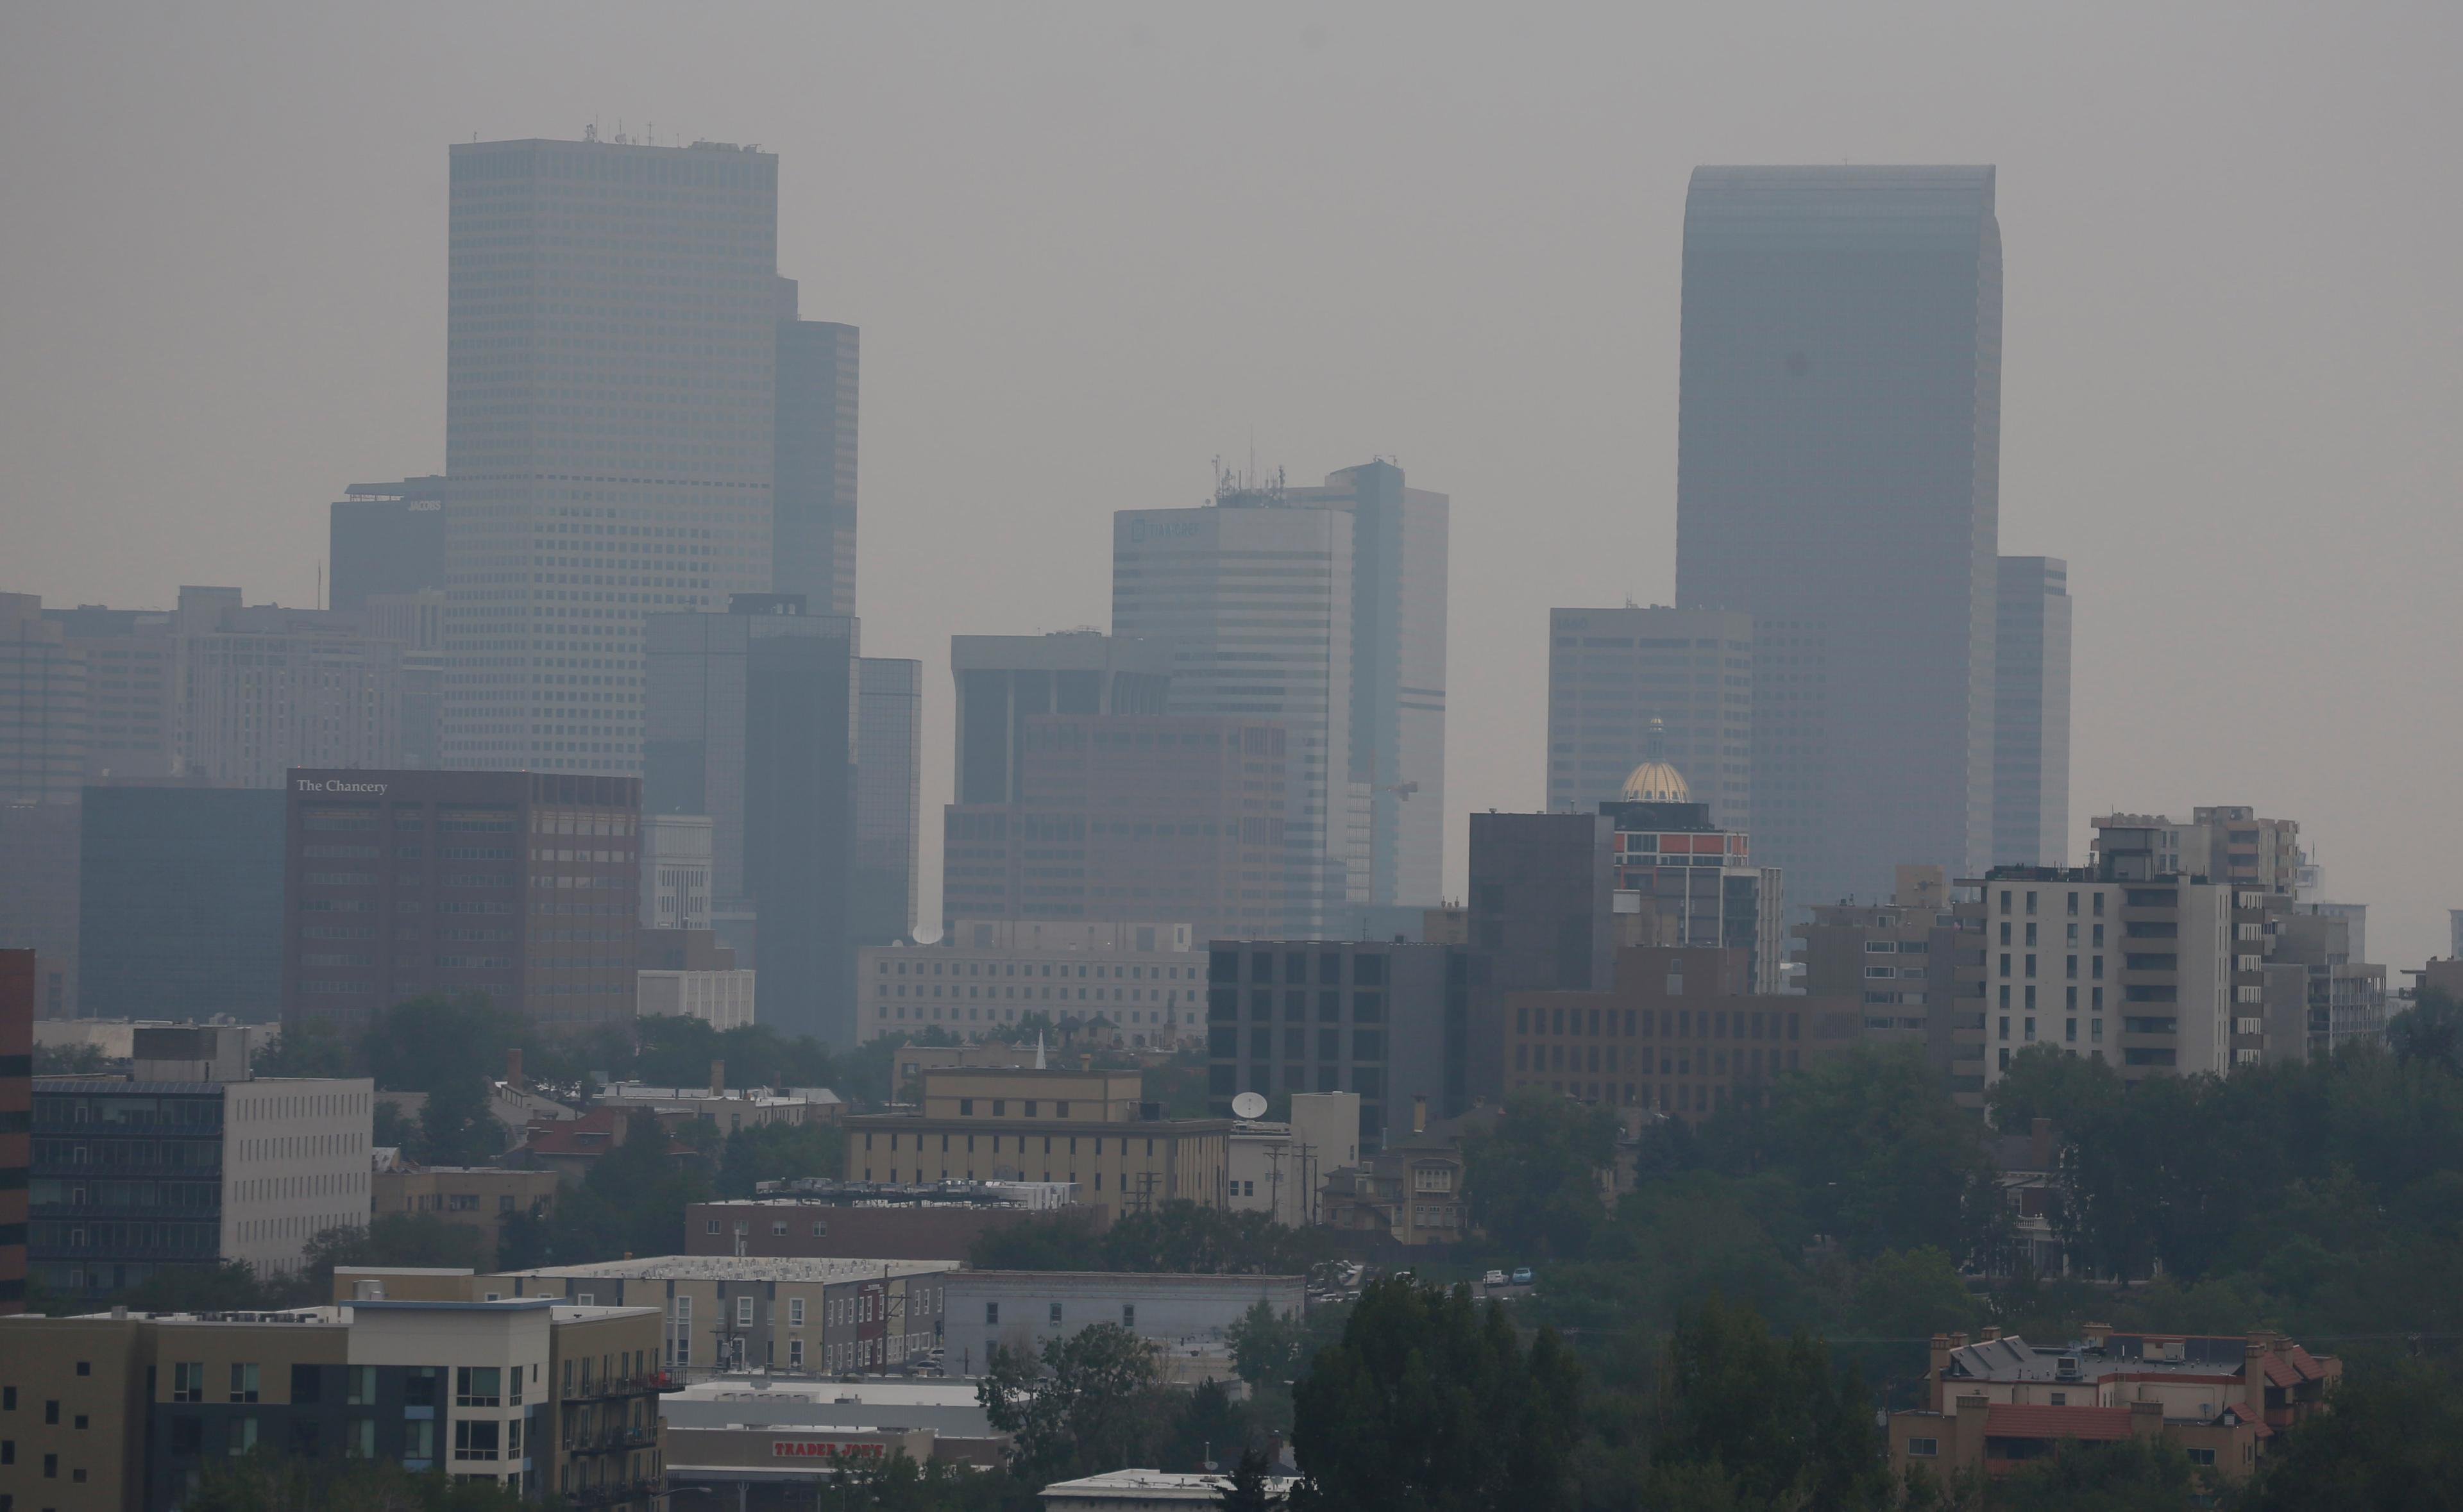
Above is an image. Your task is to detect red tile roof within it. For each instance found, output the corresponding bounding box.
[1983,1404,2138,1442]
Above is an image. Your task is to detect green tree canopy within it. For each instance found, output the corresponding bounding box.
[1461,1084,1620,1259]
[1985,1042,2124,1133]
[979,1322,1172,1486]
[1646,1296,1886,1511]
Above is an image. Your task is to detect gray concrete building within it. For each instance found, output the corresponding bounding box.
[81,786,286,1022]
[1205,939,1467,1152]
[951,632,1172,807]
[1546,606,1756,831]
[441,135,784,778]
[328,476,446,611]
[774,290,860,619]
[943,1270,1301,1374]
[856,657,922,945]
[1993,557,2071,867]
[1677,166,2005,903]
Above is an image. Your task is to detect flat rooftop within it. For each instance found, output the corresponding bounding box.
[493,1256,956,1283]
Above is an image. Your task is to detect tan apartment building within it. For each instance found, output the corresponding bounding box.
[1794,864,1978,1101]
[0,1297,665,1512]
[1503,946,1863,1121]
[368,1160,559,1264]
[343,1257,954,1380]
[843,1068,1230,1214]
[858,918,1207,1050]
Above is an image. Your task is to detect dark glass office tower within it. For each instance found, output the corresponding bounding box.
[775,280,860,619]
[1677,166,2003,905]
[950,633,1172,806]
[78,787,285,1021]
[854,657,920,945]
[645,596,857,1044]
[328,478,446,610]
[1993,557,2070,866]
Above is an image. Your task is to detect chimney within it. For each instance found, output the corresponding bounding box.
[1981,1326,2001,1344]
[506,1047,525,1091]
[2083,1321,2112,1348]
[709,1059,725,1096]
[2029,1116,2053,1172]
[1927,1334,1954,1412]
[2244,1339,2269,1410]
[1412,1095,1428,1136]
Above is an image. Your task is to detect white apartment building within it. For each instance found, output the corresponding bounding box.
[636,968,756,1030]
[641,812,716,928]
[857,919,1202,1047]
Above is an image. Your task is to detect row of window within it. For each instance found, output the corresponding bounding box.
[1513,1004,1804,1041]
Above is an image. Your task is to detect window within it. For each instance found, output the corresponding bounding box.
[986,1302,999,1325]
[348,1418,376,1458]
[1122,1304,1137,1328]
[1050,1302,1064,1325]
[229,1363,260,1403]
[705,1218,720,1235]
[453,1419,502,1461]
[226,1418,257,1456]
[790,1340,804,1368]
[1908,1437,1938,1458]
[169,1416,202,1454]
[790,1298,805,1327]
[772,1221,787,1236]
[346,1366,375,1406]
[403,1368,439,1409]
[737,1297,755,1328]
[173,1362,205,1403]
[2188,1449,2216,1466]
[455,1367,501,1407]
[290,1364,322,1404]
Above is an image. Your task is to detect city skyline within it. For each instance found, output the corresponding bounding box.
[4,6,2457,971]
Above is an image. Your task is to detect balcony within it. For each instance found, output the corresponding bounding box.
[563,1476,663,1508]
[562,1371,676,1402]
[563,1424,657,1454]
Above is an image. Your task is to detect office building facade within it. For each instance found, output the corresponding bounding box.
[172,587,430,789]
[1677,166,2005,902]
[951,632,1172,807]
[1795,866,1974,1098]
[280,768,641,1034]
[942,714,1290,946]
[442,136,783,777]
[0,799,80,1018]
[1205,940,1468,1152]
[855,657,922,945]
[0,950,26,1315]
[1546,607,1756,830]
[27,1075,372,1299]
[859,920,1203,1048]
[645,599,857,1043]
[330,476,448,610]
[1993,557,2072,866]
[1503,946,1863,1120]
[80,786,286,1022]
[46,601,177,782]
[1603,795,1785,995]
[774,299,860,619]
[1,593,87,803]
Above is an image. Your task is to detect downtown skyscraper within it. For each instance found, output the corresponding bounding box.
[441,135,860,775]
[1676,166,2006,905]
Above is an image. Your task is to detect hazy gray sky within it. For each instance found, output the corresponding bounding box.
[5,3,2458,967]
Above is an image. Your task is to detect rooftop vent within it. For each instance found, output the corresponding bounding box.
[2056,1356,2081,1379]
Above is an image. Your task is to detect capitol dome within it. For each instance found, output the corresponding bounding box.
[1619,717,1691,802]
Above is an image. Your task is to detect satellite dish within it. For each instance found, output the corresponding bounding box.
[1232,1091,1269,1120]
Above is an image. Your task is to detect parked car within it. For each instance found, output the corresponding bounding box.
[1482,1270,1508,1288]
[1511,1266,1535,1286]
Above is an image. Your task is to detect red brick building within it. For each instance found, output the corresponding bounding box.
[282,768,640,1034]
[1503,945,1861,1120]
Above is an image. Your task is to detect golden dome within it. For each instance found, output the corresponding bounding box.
[1620,760,1691,803]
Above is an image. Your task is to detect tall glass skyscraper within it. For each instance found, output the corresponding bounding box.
[1676,165,2004,905]
[442,136,783,776]
[1993,556,2070,867]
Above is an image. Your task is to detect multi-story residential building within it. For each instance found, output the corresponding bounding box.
[1993,557,2071,867]
[854,656,922,946]
[1545,607,1756,830]
[1677,166,2006,903]
[634,964,756,1032]
[1,593,87,803]
[0,1296,668,1511]
[645,596,858,1043]
[951,632,1173,807]
[0,950,28,1315]
[2092,808,2303,898]
[1205,940,1468,1152]
[329,476,448,610]
[2274,905,2388,1055]
[367,1256,953,1378]
[1602,789,1785,995]
[368,1161,559,1267]
[845,1068,1231,1216]
[941,713,1291,946]
[945,1270,1302,1375]
[1318,1115,1467,1247]
[280,768,641,1035]
[1953,868,2243,1090]
[859,920,1203,1048]
[169,587,426,789]
[1795,865,1974,1094]
[441,135,785,778]
[1115,462,1450,926]
[1502,946,1863,1121]
[774,296,861,619]
[1888,1326,2338,1488]
[80,785,286,1022]
[28,1074,373,1300]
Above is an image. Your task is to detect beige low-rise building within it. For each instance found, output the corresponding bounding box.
[369,1157,559,1264]
[1227,1091,1360,1225]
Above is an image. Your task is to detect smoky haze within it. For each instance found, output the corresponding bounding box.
[3,3,2458,966]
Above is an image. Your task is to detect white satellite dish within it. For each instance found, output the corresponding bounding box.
[1232,1091,1269,1120]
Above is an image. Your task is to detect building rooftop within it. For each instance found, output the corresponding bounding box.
[1942,1332,2319,1386]
[667,1377,985,1408]
[1039,1469,1298,1503]
[493,1256,956,1283]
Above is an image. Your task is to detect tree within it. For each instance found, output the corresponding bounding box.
[979,1322,1172,1486]
[251,1014,359,1080]
[1218,1445,1276,1511]
[1985,1043,2122,1133]
[2388,987,2463,1073]
[2235,1361,2463,1509]
[34,1042,108,1075]
[302,1214,489,1292]
[1290,1279,1584,1512]
[526,1111,709,1264]
[1990,1432,2201,1511]
[1646,1296,1886,1511]
[186,1452,534,1511]
[970,1209,1108,1271]
[1226,1298,1308,1389]
[716,1119,846,1197]
[418,1074,502,1166]
[370,1098,418,1152]
[360,993,522,1093]
[1460,1085,1620,1259]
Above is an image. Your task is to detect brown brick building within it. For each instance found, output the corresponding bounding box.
[1503,945,1861,1120]
[282,768,640,1034]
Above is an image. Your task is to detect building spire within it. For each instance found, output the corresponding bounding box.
[1034,1032,1046,1070]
